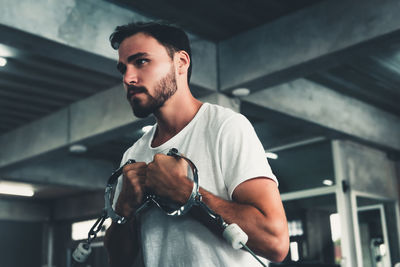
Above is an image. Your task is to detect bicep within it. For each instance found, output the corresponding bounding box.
[232,177,286,219]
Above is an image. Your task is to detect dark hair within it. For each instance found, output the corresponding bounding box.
[110,22,192,83]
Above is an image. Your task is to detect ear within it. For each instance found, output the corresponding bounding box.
[175,50,190,77]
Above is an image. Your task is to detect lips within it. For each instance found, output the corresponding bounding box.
[127,86,147,101]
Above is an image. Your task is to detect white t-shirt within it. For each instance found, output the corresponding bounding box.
[114,103,277,267]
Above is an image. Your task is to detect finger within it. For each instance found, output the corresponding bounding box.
[123,162,147,175]
[179,158,189,168]
[125,168,147,178]
[121,174,145,195]
[152,153,169,163]
[123,161,147,171]
[146,161,155,171]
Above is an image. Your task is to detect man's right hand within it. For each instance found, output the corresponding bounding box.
[115,162,147,217]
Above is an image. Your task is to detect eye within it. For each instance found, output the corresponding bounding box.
[135,58,149,67]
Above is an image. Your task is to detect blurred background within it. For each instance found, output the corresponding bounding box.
[0,0,400,266]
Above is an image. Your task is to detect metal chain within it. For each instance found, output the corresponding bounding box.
[87,211,107,244]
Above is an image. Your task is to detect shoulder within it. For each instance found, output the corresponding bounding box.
[197,103,256,143]
[202,103,246,129]
[206,104,253,135]
[203,102,236,118]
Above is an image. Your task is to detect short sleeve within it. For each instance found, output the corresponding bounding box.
[218,114,277,199]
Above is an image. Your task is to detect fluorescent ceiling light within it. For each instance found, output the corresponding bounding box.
[142,125,153,133]
[265,151,278,160]
[69,144,87,154]
[0,181,35,197]
[0,44,15,57]
[232,88,250,97]
[0,57,7,67]
[323,179,334,186]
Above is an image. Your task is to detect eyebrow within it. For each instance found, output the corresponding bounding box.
[116,52,149,72]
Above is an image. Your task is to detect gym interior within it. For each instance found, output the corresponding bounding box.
[0,0,399,266]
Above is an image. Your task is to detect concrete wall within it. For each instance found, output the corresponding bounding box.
[336,140,398,199]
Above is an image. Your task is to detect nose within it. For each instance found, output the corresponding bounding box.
[123,66,138,88]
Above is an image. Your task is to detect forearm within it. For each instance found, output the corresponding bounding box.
[104,218,139,267]
[198,187,289,262]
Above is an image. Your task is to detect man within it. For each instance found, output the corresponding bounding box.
[104,22,289,267]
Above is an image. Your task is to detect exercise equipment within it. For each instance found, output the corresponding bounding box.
[72,148,266,266]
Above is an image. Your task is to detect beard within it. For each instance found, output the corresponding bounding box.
[126,66,178,118]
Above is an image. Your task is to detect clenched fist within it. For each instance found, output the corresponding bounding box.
[115,162,147,217]
[146,153,193,205]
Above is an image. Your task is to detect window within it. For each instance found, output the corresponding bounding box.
[71,218,112,241]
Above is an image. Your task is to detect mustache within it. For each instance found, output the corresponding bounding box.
[126,86,148,99]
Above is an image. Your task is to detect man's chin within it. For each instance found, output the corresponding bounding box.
[131,103,158,118]
[129,99,151,118]
[132,107,152,118]
[130,96,164,118]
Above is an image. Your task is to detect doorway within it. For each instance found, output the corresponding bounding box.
[356,199,392,267]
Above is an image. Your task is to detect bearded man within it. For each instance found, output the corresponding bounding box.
[104,22,289,267]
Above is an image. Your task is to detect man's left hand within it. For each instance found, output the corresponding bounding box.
[146,153,193,204]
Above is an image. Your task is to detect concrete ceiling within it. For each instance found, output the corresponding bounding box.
[0,24,122,135]
[106,0,324,41]
[0,0,399,217]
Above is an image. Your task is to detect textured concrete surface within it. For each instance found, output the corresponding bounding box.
[69,84,135,143]
[244,79,400,151]
[0,156,114,189]
[219,0,400,91]
[0,0,147,59]
[0,0,218,91]
[0,91,234,186]
[338,140,398,198]
[0,108,69,168]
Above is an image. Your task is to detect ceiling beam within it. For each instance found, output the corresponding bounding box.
[0,77,82,101]
[0,156,114,189]
[190,39,218,91]
[0,0,218,92]
[0,0,147,60]
[0,84,132,169]
[0,87,237,188]
[0,87,234,171]
[0,91,236,188]
[243,79,400,151]
[219,0,400,92]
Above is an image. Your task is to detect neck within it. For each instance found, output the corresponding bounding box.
[151,84,202,147]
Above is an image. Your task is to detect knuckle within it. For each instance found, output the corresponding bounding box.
[123,168,134,177]
[147,162,154,170]
[154,153,164,161]
[136,162,147,167]
[122,164,130,174]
